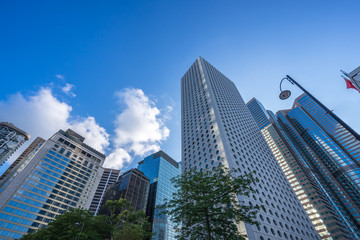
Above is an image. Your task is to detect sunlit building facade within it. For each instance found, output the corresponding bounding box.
[0,129,105,239]
[181,57,319,240]
[247,98,360,239]
[137,150,180,240]
[0,122,30,166]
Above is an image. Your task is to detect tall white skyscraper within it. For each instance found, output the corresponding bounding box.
[181,57,319,240]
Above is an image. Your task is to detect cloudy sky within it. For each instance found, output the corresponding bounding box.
[1,0,359,173]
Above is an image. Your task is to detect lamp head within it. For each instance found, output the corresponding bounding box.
[279,90,291,100]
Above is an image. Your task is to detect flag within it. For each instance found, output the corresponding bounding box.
[344,77,358,91]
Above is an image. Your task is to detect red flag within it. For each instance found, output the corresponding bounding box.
[344,78,358,91]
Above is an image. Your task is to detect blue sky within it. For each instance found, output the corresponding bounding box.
[1,0,359,173]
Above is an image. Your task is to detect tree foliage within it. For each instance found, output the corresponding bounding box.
[21,199,152,240]
[160,165,263,240]
[21,208,111,240]
[104,199,152,240]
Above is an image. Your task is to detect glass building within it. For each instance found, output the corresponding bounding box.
[247,97,360,239]
[277,93,360,228]
[99,168,149,214]
[137,150,180,240]
[89,168,121,215]
[0,122,30,166]
[0,129,105,239]
[0,137,45,190]
[181,57,319,239]
[293,93,360,164]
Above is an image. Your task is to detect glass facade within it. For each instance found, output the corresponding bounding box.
[137,150,180,240]
[247,98,271,130]
[247,98,360,239]
[0,122,30,166]
[99,168,149,214]
[0,137,45,191]
[277,94,360,229]
[0,129,105,239]
[295,94,360,172]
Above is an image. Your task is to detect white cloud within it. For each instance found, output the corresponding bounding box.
[0,88,109,155]
[103,148,131,169]
[62,83,76,97]
[70,116,109,153]
[55,74,65,80]
[103,88,170,169]
[0,86,172,172]
[0,88,71,140]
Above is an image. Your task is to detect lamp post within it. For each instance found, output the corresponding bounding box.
[75,222,85,240]
[279,75,360,142]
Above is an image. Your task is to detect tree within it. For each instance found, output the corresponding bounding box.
[21,199,152,240]
[21,208,112,240]
[160,165,263,240]
[103,199,152,240]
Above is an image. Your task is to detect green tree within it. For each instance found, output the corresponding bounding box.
[21,208,112,240]
[21,199,152,240]
[103,199,152,240]
[160,165,263,240]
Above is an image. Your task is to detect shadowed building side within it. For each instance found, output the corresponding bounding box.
[99,168,150,215]
[89,168,122,215]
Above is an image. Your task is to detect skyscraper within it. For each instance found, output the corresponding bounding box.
[0,122,30,166]
[277,93,360,227]
[137,150,180,240]
[0,129,105,239]
[181,57,319,240]
[0,137,45,190]
[89,168,121,215]
[247,97,360,239]
[99,168,149,214]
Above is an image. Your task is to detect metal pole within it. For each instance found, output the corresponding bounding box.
[285,75,360,142]
[77,222,85,240]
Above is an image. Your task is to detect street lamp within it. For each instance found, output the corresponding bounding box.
[75,222,85,240]
[279,77,292,100]
[279,75,360,142]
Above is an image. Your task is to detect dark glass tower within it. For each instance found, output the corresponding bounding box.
[99,168,150,213]
[247,97,360,239]
[137,150,180,240]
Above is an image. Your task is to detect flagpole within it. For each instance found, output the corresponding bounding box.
[341,70,360,92]
[282,75,360,142]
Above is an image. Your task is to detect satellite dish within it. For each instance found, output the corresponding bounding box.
[279,90,291,100]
